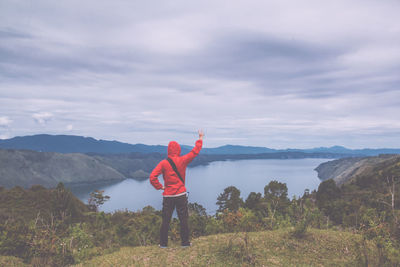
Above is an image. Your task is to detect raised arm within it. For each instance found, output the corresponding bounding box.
[182,130,204,165]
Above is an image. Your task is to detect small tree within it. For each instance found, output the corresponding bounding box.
[88,190,110,212]
[377,176,399,225]
[244,192,262,210]
[52,182,75,222]
[316,179,342,224]
[188,202,207,217]
[264,181,290,227]
[188,202,208,237]
[216,186,243,213]
[316,180,340,204]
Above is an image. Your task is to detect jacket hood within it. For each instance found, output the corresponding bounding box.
[168,141,181,157]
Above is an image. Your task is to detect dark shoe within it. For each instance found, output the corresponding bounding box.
[181,242,192,248]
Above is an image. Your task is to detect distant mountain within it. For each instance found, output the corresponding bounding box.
[0,135,278,154]
[1,134,400,156]
[202,145,277,154]
[300,146,352,154]
[303,146,400,156]
[0,134,175,154]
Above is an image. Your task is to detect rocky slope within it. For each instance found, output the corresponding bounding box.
[315,154,400,185]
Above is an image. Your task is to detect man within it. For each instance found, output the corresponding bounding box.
[150,130,204,248]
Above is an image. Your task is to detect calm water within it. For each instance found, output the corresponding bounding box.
[70,158,328,215]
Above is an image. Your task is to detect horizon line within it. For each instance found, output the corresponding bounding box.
[1,133,400,151]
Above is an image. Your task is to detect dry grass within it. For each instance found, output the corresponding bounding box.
[0,255,28,266]
[74,228,379,267]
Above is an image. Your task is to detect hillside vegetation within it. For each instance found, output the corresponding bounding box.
[0,229,379,267]
[0,184,88,222]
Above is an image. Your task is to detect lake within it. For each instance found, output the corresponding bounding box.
[69,158,328,215]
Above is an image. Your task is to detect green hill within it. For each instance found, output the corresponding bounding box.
[73,229,378,267]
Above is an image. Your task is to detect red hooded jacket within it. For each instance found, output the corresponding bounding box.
[150,139,202,196]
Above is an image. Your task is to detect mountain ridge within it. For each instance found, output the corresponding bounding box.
[1,134,400,155]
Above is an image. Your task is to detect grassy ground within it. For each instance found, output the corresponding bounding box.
[0,255,28,266]
[74,228,378,267]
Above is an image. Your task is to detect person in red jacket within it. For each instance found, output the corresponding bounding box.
[150,130,204,248]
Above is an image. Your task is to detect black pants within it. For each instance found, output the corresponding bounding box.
[160,194,189,247]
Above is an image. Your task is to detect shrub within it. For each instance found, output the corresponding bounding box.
[291,217,309,239]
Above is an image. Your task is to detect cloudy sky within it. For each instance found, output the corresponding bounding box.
[0,0,399,148]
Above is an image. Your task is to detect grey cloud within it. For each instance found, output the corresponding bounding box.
[0,116,12,127]
[32,112,53,125]
[0,28,33,39]
[0,0,400,148]
[177,33,399,98]
[190,34,342,80]
[0,44,133,84]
